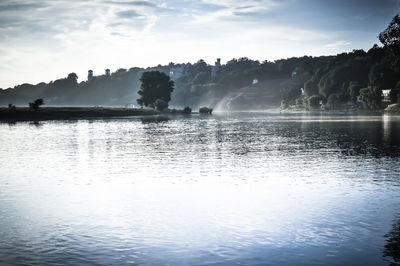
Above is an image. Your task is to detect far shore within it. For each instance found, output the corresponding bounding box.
[1,104,399,123]
[279,103,400,115]
[0,107,192,122]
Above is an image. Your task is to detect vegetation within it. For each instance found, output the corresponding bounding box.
[29,98,44,111]
[154,99,168,111]
[359,87,382,110]
[199,107,213,114]
[8,104,16,111]
[137,71,174,110]
[183,106,192,114]
[0,107,158,122]
[1,15,399,112]
[306,95,320,110]
[379,14,400,71]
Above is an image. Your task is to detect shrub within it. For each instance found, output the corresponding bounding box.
[154,98,168,111]
[359,86,382,110]
[183,106,192,114]
[8,104,16,111]
[199,106,213,114]
[307,95,321,110]
[327,94,341,109]
[29,99,44,111]
[295,98,304,107]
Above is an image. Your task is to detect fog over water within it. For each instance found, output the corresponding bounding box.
[1,113,400,265]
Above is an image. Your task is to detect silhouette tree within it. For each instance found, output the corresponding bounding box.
[67,72,78,82]
[348,81,362,101]
[8,103,16,111]
[29,99,44,111]
[154,98,168,111]
[199,107,213,114]
[379,14,400,70]
[183,106,192,114]
[306,95,320,110]
[359,87,382,110]
[137,71,174,109]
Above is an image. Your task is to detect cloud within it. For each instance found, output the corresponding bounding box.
[200,0,278,15]
[324,41,352,49]
[104,0,157,7]
[0,1,45,11]
[116,9,143,19]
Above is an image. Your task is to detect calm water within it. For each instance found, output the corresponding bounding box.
[1,113,400,265]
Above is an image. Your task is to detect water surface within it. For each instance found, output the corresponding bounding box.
[1,113,400,265]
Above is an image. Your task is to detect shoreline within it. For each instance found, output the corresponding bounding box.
[0,107,179,122]
[1,105,399,122]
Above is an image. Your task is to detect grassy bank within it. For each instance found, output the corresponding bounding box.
[0,107,164,122]
[385,103,400,113]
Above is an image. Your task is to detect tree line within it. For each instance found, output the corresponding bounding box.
[1,14,399,111]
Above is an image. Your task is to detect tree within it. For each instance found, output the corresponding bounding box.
[137,71,174,109]
[154,98,168,111]
[67,73,78,82]
[295,98,304,107]
[389,81,400,103]
[304,79,319,96]
[183,106,192,114]
[199,107,213,114]
[327,94,340,109]
[306,95,320,110]
[29,98,44,111]
[8,103,16,111]
[359,87,382,110]
[348,81,362,101]
[379,14,400,70]
[369,60,398,90]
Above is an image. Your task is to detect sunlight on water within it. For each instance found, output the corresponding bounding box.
[0,113,400,265]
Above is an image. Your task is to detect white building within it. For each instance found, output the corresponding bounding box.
[382,89,391,103]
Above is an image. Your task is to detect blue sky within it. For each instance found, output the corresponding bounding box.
[0,0,399,88]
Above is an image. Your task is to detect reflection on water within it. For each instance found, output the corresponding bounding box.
[0,112,400,265]
[384,217,400,265]
[140,115,170,123]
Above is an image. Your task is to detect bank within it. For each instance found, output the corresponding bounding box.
[0,107,172,122]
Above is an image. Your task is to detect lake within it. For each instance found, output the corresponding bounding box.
[1,112,400,265]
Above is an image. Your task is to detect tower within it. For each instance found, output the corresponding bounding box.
[88,70,93,81]
[211,58,221,77]
[105,69,110,76]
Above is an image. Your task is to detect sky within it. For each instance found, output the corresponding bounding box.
[0,0,399,88]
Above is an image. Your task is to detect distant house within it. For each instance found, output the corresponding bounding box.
[382,89,391,103]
